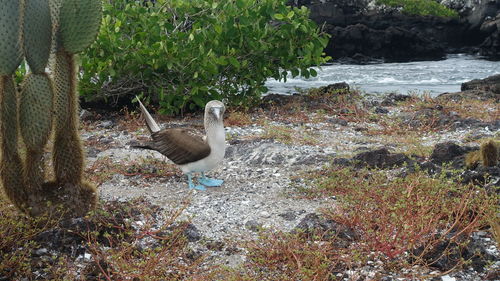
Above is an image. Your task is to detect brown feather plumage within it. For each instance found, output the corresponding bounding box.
[150,128,211,165]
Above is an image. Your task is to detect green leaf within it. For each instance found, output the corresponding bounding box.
[228,57,240,68]
[214,25,222,34]
[274,13,284,20]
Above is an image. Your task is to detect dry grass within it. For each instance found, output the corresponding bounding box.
[0,196,200,280]
[196,231,351,281]
[225,110,254,127]
[366,95,499,137]
[262,87,369,125]
[295,165,498,275]
[84,156,180,186]
[0,197,64,278]
[259,123,320,146]
[400,96,500,122]
[370,132,435,158]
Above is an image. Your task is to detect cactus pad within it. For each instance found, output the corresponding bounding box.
[23,0,53,73]
[0,0,23,75]
[1,76,27,208]
[20,73,54,152]
[59,0,102,54]
[52,51,73,129]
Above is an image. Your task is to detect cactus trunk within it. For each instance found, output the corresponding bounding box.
[53,51,84,184]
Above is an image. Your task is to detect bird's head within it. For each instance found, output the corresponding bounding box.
[205,100,225,121]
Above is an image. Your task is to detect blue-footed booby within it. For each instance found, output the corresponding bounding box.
[134,97,226,190]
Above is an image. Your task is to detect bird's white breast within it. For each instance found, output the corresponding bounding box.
[179,125,225,173]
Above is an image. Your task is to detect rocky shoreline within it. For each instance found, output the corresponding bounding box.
[290,0,500,62]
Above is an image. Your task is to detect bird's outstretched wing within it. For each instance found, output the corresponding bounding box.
[150,128,211,165]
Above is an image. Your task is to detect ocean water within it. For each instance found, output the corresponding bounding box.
[265,54,500,96]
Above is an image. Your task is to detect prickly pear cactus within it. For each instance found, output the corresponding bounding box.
[59,0,102,53]
[481,140,499,167]
[24,0,53,74]
[20,73,54,151]
[0,0,102,217]
[0,0,23,75]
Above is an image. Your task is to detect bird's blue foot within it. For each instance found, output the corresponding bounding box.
[199,173,224,187]
[188,183,207,191]
[187,173,206,191]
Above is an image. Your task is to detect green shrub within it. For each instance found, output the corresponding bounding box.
[377,0,459,18]
[80,0,330,114]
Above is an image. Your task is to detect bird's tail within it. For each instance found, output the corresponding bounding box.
[136,96,161,133]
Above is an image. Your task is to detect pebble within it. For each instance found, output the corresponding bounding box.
[259,211,270,218]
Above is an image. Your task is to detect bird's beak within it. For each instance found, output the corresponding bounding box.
[212,107,222,120]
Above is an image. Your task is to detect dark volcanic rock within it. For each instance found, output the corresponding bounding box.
[452,118,500,131]
[326,23,446,62]
[261,82,351,108]
[469,1,500,59]
[184,223,202,242]
[353,147,412,169]
[462,166,500,188]
[412,233,497,272]
[438,89,500,102]
[374,106,389,114]
[279,210,298,221]
[326,117,348,126]
[479,27,500,59]
[381,93,412,106]
[314,82,350,94]
[461,74,500,94]
[291,0,499,62]
[294,213,356,241]
[430,142,466,165]
[401,107,462,129]
[438,74,500,102]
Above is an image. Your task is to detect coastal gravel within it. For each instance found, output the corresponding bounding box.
[81,98,499,279]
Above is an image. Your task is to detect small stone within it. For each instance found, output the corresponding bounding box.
[100,137,112,145]
[184,224,202,242]
[279,210,297,221]
[87,147,101,158]
[326,118,348,126]
[339,108,351,115]
[80,109,93,120]
[260,211,270,218]
[441,275,456,281]
[375,107,389,114]
[100,120,114,129]
[245,220,262,232]
[34,248,48,256]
